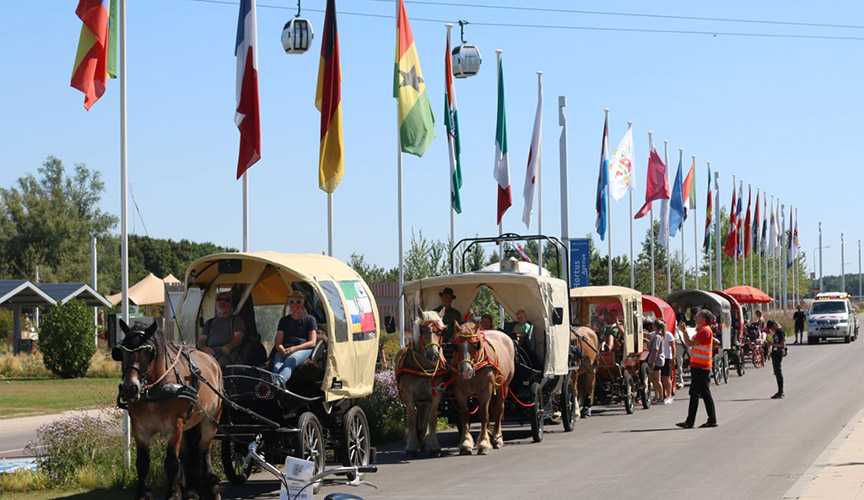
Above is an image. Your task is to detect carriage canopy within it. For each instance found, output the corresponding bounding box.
[666,289,732,350]
[402,271,571,376]
[568,286,643,357]
[178,251,379,402]
[642,295,677,333]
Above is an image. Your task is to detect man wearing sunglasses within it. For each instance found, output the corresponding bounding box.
[272,290,318,386]
[198,292,245,367]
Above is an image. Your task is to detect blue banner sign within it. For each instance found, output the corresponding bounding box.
[569,238,590,288]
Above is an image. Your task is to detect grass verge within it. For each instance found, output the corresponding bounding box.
[0,378,117,419]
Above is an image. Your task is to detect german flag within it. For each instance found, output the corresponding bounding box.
[315,0,343,194]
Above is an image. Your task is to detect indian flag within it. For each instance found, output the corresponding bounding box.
[394,0,434,157]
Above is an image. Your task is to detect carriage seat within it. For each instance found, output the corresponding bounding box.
[291,338,328,385]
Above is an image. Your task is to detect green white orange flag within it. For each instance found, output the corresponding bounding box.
[315,0,343,194]
[682,158,696,219]
[394,0,434,157]
[444,27,462,213]
[71,0,118,110]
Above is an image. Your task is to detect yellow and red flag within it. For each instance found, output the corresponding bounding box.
[394,0,434,157]
[316,0,344,194]
[71,0,118,110]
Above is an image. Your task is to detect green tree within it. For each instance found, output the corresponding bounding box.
[348,253,397,283]
[40,299,96,378]
[403,229,449,281]
[0,157,116,282]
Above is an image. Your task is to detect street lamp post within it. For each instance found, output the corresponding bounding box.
[819,222,824,292]
[841,233,846,294]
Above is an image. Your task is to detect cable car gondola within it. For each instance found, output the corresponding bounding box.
[451,20,481,78]
[281,1,313,54]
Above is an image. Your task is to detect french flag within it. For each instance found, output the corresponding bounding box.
[235,0,261,179]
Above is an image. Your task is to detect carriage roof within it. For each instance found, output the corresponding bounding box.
[666,289,732,349]
[179,251,379,402]
[567,286,643,357]
[403,272,571,376]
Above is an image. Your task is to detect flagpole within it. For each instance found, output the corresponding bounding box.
[664,140,670,296]
[396,0,404,347]
[559,96,569,276]
[782,204,788,309]
[497,49,504,274]
[648,131,655,297]
[732,174,738,287]
[693,155,698,290]
[628,121,634,289]
[707,161,712,290]
[679,148,685,290]
[715,169,722,290]
[537,71,544,273]
[605,108,612,286]
[119,0,131,470]
[243,174,250,252]
[757,187,762,292]
[446,24,455,257]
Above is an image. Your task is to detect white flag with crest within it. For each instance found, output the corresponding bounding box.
[608,127,634,201]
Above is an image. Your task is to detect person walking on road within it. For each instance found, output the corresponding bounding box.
[676,309,718,429]
[793,305,807,344]
[766,319,786,399]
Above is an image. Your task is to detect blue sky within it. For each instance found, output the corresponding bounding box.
[2,0,862,282]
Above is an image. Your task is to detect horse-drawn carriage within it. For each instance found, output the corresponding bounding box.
[402,235,577,450]
[176,251,388,488]
[666,289,745,385]
[568,286,649,414]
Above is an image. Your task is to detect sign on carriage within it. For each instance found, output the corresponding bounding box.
[569,238,590,288]
[279,456,316,500]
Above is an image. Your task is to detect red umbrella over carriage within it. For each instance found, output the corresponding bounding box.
[723,285,772,304]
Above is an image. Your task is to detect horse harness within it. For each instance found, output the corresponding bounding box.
[396,324,449,398]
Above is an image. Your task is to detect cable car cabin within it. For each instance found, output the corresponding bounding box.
[451,44,482,78]
[281,17,313,54]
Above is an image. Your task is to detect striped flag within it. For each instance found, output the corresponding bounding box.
[702,164,712,253]
[743,185,752,258]
[595,114,609,240]
[522,74,542,229]
[493,55,511,224]
[753,190,760,255]
[235,0,261,179]
[724,181,738,259]
[395,0,435,157]
[760,195,768,256]
[682,158,696,219]
[71,0,118,110]
[736,182,744,256]
[444,28,462,213]
[315,0,343,194]
[668,156,685,238]
[768,198,778,255]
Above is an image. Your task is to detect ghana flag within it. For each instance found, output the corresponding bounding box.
[315,0,343,194]
[394,0,434,157]
[71,0,118,110]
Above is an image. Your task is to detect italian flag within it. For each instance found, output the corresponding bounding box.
[394,0,434,157]
[494,55,511,224]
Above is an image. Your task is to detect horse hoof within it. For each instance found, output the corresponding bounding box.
[427,448,442,458]
[459,447,473,456]
[492,439,503,449]
[406,449,420,458]
[477,447,490,455]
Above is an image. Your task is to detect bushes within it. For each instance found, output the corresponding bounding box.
[39,299,96,378]
[359,371,406,444]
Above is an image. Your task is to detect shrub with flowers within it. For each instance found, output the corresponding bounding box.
[358,371,406,444]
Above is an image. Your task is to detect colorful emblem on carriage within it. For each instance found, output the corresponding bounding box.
[341,281,377,337]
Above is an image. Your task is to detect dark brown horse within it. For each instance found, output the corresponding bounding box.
[449,322,514,455]
[394,311,448,457]
[569,326,599,418]
[113,321,223,500]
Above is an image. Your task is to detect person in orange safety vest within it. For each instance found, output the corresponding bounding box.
[676,309,718,429]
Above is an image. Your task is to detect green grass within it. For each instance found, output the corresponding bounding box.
[0,486,133,500]
[0,378,117,419]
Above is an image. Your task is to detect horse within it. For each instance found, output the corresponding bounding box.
[113,320,223,500]
[394,311,448,457]
[569,326,599,418]
[449,321,515,455]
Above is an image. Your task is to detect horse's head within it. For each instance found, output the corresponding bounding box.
[452,321,483,380]
[414,311,446,365]
[112,320,158,402]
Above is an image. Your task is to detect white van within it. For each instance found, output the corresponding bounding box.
[808,292,859,344]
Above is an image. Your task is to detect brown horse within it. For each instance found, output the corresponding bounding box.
[569,326,599,418]
[450,322,515,455]
[394,311,448,457]
[113,321,223,500]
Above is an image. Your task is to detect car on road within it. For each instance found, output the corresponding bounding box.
[808,292,859,344]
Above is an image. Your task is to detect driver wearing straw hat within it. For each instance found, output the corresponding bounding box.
[434,287,462,342]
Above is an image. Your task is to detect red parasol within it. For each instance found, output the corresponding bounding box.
[723,285,772,304]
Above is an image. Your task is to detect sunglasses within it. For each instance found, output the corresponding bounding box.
[216,297,231,303]
[288,300,304,305]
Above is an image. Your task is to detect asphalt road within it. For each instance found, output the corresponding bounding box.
[224,329,864,500]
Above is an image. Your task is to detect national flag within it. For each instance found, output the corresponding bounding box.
[659,198,670,248]
[71,0,118,110]
[235,0,261,179]
[682,158,696,219]
[634,138,669,219]
[702,164,712,253]
[787,207,796,268]
[609,128,635,201]
[768,198,778,256]
[791,210,800,263]
[395,0,435,156]
[736,182,744,257]
[668,155,685,238]
[493,55,511,224]
[752,190,760,255]
[516,245,533,263]
[724,181,738,259]
[743,185,752,258]
[444,27,462,213]
[595,114,610,240]
[522,73,542,229]
[316,0,343,194]
[760,195,768,256]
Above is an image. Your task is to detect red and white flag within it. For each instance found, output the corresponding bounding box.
[522,74,542,229]
[235,0,261,179]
